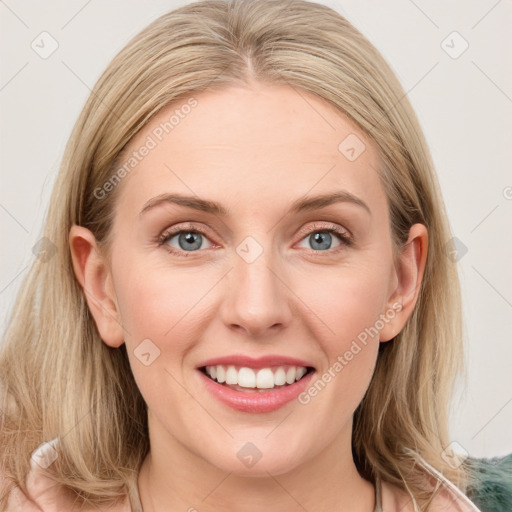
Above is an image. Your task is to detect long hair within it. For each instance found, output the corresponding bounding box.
[0,0,465,509]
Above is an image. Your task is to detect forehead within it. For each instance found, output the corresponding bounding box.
[113,83,385,218]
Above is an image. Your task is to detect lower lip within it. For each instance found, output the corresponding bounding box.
[198,368,315,413]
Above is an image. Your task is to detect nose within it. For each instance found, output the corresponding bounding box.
[219,237,293,338]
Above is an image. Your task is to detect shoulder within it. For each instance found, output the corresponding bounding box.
[426,486,481,511]
[381,479,481,512]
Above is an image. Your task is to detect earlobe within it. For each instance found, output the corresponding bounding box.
[379,223,428,342]
[69,225,125,348]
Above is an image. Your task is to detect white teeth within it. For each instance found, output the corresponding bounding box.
[274,367,286,386]
[256,368,274,389]
[216,365,226,383]
[285,367,296,384]
[204,364,310,389]
[225,365,238,385]
[296,367,307,380]
[238,367,256,387]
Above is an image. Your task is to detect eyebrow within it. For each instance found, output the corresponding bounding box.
[139,191,371,217]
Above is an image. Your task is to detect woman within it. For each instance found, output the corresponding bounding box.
[0,0,486,510]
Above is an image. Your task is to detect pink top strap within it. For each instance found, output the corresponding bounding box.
[4,439,134,512]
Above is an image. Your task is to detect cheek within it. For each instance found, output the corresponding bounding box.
[113,269,197,406]
[115,264,202,342]
[299,262,390,347]
[110,265,193,388]
[294,264,389,406]
[112,260,226,382]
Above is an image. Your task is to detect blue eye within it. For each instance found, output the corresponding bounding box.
[157,222,351,257]
[159,229,212,256]
[295,222,352,254]
[299,229,346,251]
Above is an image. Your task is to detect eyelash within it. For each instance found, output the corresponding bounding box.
[157,222,352,258]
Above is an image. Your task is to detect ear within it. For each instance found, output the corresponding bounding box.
[379,223,428,342]
[69,225,125,348]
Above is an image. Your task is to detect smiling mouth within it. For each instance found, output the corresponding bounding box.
[199,365,315,392]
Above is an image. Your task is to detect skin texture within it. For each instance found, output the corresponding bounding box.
[70,83,428,511]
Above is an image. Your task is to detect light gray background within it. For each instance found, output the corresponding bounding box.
[1,0,511,459]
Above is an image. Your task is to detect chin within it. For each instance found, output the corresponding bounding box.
[205,445,305,477]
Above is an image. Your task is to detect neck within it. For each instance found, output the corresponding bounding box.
[137,416,375,512]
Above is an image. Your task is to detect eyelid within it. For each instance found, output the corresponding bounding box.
[295,221,352,242]
[157,222,217,248]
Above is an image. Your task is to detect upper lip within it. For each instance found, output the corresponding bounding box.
[197,354,315,370]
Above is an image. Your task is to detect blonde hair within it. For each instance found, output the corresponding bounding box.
[0,0,466,509]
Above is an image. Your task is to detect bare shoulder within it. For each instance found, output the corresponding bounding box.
[381,479,480,511]
[379,479,415,511]
[426,486,480,511]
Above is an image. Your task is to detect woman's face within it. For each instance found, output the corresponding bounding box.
[74,83,424,477]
